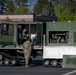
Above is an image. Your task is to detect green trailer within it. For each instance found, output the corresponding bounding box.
[0,19,76,67]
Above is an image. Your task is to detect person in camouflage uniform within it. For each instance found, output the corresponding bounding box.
[23,37,31,68]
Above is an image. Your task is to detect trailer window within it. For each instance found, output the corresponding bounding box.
[49,31,69,43]
[1,24,14,35]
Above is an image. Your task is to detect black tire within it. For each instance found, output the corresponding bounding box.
[51,60,58,66]
[4,59,10,65]
[43,60,50,67]
[11,60,16,65]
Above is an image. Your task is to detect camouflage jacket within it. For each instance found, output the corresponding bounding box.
[23,40,31,51]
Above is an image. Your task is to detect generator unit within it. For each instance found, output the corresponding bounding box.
[43,22,76,67]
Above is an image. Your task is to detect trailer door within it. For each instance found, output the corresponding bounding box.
[0,23,14,45]
[36,23,43,45]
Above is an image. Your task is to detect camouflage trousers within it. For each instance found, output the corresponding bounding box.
[24,50,31,66]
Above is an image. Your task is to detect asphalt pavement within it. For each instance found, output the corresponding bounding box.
[0,56,76,75]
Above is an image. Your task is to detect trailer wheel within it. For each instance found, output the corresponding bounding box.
[11,60,16,65]
[43,60,50,67]
[51,60,58,66]
[0,55,3,60]
[4,59,10,65]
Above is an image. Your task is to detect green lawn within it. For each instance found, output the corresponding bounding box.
[69,72,76,75]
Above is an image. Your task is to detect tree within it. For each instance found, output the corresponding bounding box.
[15,4,28,14]
[15,0,27,12]
[5,0,15,14]
[0,0,6,13]
[33,0,48,14]
[15,0,27,3]
[33,0,54,16]
[0,0,30,14]
[54,0,76,21]
[14,0,29,14]
[60,8,76,21]
[59,8,71,21]
[48,1,55,16]
[54,4,64,19]
[3,0,29,14]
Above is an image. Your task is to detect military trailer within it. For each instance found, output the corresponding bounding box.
[43,22,76,67]
[0,15,76,67]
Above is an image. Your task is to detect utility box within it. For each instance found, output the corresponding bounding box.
[62,55,76,68]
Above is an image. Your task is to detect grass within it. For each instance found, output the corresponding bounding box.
[69,72,76,75]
